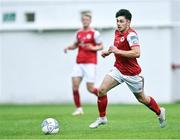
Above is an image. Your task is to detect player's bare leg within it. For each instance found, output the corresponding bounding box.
[86,82,98,96]
[89,75,119,128]
[134,91,166,128]
[72,77,84,116]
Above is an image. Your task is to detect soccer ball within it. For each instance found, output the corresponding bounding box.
[41,118,60,134]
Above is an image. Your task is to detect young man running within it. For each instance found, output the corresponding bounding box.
[89,9,166,128]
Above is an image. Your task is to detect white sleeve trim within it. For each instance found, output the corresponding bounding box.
[127,32,140,47]
[94,30,102,44]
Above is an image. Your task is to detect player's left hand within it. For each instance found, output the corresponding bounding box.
[101,50,110,58]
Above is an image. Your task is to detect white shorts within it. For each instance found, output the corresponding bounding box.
[71,63,96,83]
[108,67,144,93]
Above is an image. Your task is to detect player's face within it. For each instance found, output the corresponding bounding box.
[116,16,130,33]
[81,16,91,29]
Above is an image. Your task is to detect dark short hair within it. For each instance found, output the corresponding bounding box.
[115,9,132,21]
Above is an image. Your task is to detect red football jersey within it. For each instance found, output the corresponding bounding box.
[74,28,101,64]
[113,28,141,76]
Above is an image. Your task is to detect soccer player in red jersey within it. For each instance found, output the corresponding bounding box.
[89,9,166,128]
[64,11,103,116]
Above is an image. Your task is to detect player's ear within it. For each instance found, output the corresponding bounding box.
[127,19,131,26]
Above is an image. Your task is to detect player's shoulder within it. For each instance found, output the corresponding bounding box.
[127,28,138,39]
[89,27,100,34]
[88,28,101,37]
[76,28,84,34]
[127,28,140,44]
[77,28,98,33]
[127,28,138,35]
[114,29,120,36]
[114,29,122,39]
[115,29,119,33]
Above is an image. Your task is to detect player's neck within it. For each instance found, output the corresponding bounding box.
[120,27,130,34]
[83,26,91,31]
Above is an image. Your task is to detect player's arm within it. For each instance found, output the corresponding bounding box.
[109,32,141,58]
[96,43,104,51]
[64,32,79,53]
[101,49,112,58]
[109,46,140,58]
[64,43,78,53]
[86,43,103,51]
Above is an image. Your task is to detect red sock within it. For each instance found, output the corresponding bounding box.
[92,88,98,96]
[146,96,161,115]
[98,95,108,117]
[73,90,81,108]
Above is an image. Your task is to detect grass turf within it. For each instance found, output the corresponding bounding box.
[0,104,179,139]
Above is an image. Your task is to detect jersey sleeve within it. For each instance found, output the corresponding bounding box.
[127,32,140,47]
[94,30,102,44]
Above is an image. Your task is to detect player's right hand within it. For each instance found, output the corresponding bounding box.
[101,50,110,58]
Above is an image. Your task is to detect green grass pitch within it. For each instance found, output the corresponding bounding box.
[0,104,179,139]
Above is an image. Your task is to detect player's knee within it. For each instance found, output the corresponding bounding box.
[137,98,144,104]
[87,86,93,93]
[73,82,81,90]
[73,85,79,91]
[98,87,107,96]
[137,97,148,104]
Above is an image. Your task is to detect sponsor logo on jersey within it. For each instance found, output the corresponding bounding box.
[130,36,139,44]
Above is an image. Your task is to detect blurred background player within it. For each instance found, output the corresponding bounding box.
[64,11,103,116]
[89,9,166,128]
